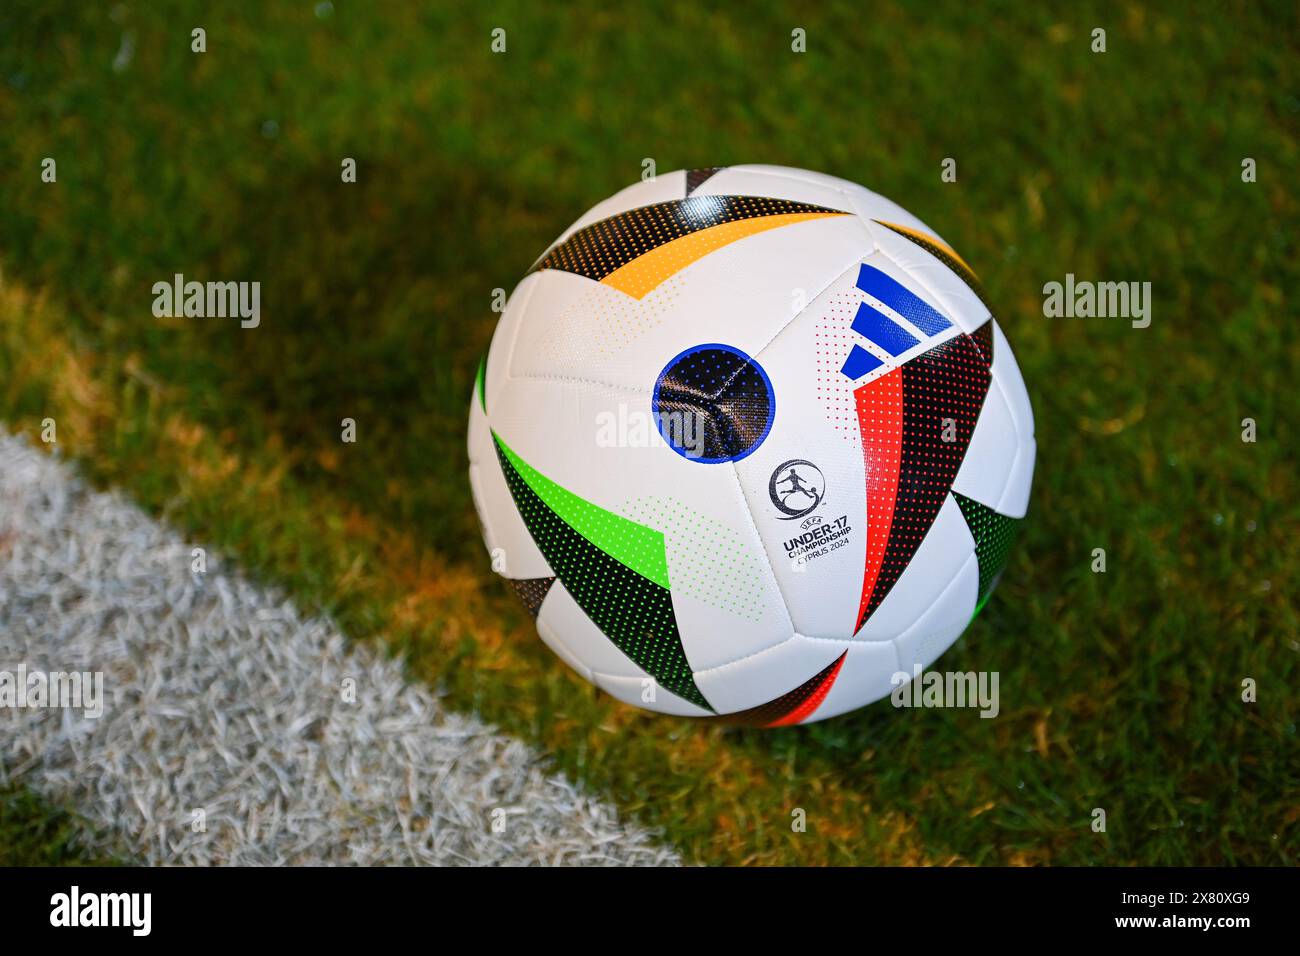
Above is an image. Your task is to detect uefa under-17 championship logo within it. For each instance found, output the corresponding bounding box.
[768,459,826,520]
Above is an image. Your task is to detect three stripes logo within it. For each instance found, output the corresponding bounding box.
[839,262,955,380]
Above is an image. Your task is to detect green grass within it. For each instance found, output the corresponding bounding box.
[0,1,1296,865]
[0,784,121,866]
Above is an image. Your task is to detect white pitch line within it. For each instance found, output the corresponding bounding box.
[0,434,678,866]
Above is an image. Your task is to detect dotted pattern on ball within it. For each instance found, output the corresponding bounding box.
[623,496,765,622]
[508,576,556,618]
[814,292,872,440]
[853,367,905,630]
[492,436,711,710]
[543,274,683,366]
[530,195,846,283]
[859,329,992,627]
[954,491,1020,605]
[498,437,669,588]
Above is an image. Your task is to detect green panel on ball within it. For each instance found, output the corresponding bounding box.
[475,355,487,412]
[494,433,671,589]
[491,432,711,711]
[953,491,1020,615]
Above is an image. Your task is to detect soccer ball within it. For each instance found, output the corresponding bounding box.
[468,166,1033,724]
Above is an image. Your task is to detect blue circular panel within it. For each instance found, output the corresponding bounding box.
[652,343,775,464]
